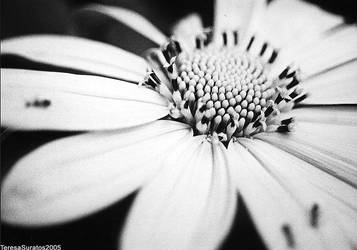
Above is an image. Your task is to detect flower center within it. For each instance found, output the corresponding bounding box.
[144,33,306,142]
[174,47,275,138]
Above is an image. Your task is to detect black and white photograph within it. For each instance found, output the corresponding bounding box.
[1,0,357,249]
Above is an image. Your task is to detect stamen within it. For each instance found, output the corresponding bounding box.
[233,31,238,45]
[260,42,268,56]
[171,78,179,91]
[279,67,290,79]
[222,32,228,46]
[264,105,274,117]
[286,77,299,89]
[149,71,160,83]
[223,121,233,139]
[280,117,294,126]
[286,71,296,79]
[173,40,182,53]
[203,29,213,46]
[289,88,302,99]
[196,37,201,49]
[246,36,255,51]
[268,49,278,64]
[181,101,194,124]
[277,125,290,133]
[294,93,308,104]
[162,39,181,63]
[275,94,284,104]
[167,63,174,74]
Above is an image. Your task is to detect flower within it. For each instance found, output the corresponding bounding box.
[1,0,357,249]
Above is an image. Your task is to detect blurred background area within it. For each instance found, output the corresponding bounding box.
[1,0,357,39]
[1,0,356,250]
[1,0,214,52]
[1,0,356,54]
[2,0,357,41]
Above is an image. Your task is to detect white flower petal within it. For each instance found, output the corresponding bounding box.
[300,60,357,104]
[192,142,237,250]
[1,120,191,226]
[2,35,148,82]
[260,0,342,48]
[121,139,237,250]
[268,12,347,78]
[228,141,336,250]
[1,69,169,131]
[214,0,266,44]
[255,122,357,186]
[295,26,357,78]
[239,139,356,249]
[290,106,357,126]
[122,137,208,250]
[172,13,203,52]
[75,4,167,45]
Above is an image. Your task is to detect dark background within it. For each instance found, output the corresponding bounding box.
[1,0,356,249]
